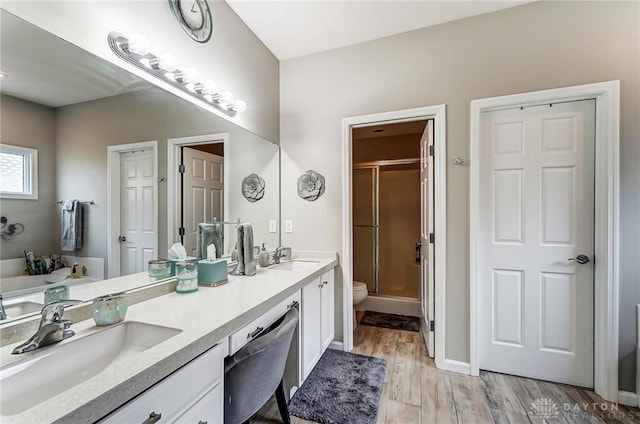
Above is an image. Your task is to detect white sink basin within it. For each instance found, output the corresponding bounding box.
[3,301,43,320]
[1,321,182,415]
[272,260,319,271]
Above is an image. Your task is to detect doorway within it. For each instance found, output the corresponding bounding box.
[469,81,620,402]
[477,99,595,388]
[352,121,425,300]
[341,105,447,366]
[167,133,230,256]
[107,140,158,278]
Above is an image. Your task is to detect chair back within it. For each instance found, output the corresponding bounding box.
[224,307,299,424]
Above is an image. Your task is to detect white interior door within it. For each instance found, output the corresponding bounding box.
[478,100,595,387]
[420,119,435,358]
[182,147,224,257]
[120,149,156,275]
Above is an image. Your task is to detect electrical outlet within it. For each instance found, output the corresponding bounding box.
[285,219,293,233]
[269,219,277,233]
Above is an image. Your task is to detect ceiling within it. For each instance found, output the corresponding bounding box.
[0,10,151,108]
[225,0,533,60]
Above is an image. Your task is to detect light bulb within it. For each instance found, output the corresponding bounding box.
[232,100,247,113]
[203,80,218,95]
[221,91,234,104]
[158,53,177,72]
[127,33,151,56]
[182,68,200,84]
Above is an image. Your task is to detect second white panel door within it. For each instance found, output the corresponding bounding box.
[478,100,595,387]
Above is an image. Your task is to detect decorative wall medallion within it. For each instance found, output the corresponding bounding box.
[0,216,25,240]
[297,170,325,202]
[241,173,265,203]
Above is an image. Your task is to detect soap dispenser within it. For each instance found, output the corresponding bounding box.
[258,243,270,267]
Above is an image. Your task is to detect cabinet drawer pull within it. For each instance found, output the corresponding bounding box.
[198,421,208,424]
[248,326,264,339]
[142,412,161,424]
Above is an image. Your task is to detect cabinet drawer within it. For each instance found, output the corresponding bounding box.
[171,382,222,424]
[101,341,225,424]
[229,291,300,356]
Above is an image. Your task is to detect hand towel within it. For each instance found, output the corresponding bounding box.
[241,223,256,276]
[196,222,223,260]
[61,200,83,251]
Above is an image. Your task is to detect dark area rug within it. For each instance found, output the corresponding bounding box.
[359,310,421,332]
[289,349,386,424]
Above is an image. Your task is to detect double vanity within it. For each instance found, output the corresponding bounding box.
[0,252,338,423]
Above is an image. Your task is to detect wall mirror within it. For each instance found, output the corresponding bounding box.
[0,10,280,324]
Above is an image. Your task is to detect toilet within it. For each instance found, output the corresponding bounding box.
[353,281,369,328]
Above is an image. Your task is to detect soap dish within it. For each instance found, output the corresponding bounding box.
[93,292,128,326]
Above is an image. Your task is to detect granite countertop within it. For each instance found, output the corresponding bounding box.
[0,252,338,424]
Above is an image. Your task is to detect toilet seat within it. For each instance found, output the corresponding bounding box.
[353,281,368,291]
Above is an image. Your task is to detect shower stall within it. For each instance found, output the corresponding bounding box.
[353,160,421,299]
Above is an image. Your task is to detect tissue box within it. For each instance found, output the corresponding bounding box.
[198,259,228,287]
[170,257,197,276]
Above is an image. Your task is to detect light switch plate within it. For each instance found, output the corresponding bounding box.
[285,219,293,233]
[269,219,277,233]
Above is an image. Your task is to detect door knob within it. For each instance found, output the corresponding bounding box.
[118,236,126,242]
[568,254,590,264]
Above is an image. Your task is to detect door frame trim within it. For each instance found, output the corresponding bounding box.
[107,140,159,278]
[167,133,230,254]
[341,105,447,370]
[469,81,620,402]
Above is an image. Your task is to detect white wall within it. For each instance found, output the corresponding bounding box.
[280,1,640,392]
[1,0,279,143]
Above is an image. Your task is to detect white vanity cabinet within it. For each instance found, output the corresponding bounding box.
[301,268,335,382]
[100,341,226,424]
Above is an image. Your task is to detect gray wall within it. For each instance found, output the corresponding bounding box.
[280,1,639,392]
[0,95,58,258]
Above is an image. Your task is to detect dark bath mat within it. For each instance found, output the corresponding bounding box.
[359,310,421,332]
[289,348,386,424]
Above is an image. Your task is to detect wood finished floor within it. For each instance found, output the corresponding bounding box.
[251,320,640,424]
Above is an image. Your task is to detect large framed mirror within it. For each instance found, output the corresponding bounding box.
[0,10,280,323]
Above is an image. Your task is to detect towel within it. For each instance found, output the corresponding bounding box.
[61,200,83,251]
[234,224,256,276]
[196,222,223,259]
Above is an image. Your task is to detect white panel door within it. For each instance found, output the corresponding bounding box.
[182,147,223,257]
[478,100,595,387]
[120,150,156,275]
[420,120,435,358]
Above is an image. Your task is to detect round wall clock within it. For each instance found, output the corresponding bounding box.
[168,0,213,43]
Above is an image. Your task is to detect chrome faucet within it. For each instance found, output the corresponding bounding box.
[270,246,292,265]
[12,299,82,354]
[0,294,6,321]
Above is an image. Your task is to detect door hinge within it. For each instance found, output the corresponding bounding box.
[429,145,434,156]
[178,227,185,236]
[429,233,434,244]
[430,320,435,331]
[178,164,186,174]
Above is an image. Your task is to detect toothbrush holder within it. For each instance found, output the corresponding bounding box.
[92,292,128,326]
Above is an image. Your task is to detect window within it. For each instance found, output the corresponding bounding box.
[0,144,38,199]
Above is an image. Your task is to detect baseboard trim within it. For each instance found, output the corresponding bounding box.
[618,390,638,407]
[439,358,471,375]
[329,341,344,351]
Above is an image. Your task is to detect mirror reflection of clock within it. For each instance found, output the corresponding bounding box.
[179,0,204,30]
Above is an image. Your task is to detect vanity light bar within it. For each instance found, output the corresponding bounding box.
[107,32,247,115]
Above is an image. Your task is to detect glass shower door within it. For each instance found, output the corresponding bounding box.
[353,167,378,293]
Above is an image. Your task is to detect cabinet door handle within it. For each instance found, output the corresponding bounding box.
[322,280,328,286]
[142,412,161,424]
[248,326,264,339]
[198,421,208,424]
